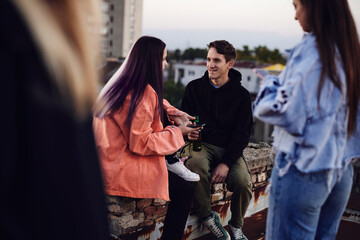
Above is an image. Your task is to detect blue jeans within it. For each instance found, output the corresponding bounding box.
[266,153,353,240]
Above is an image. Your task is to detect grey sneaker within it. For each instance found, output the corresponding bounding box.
[203,211,230,240]
[228,224,248,240]
[166,160,200,182]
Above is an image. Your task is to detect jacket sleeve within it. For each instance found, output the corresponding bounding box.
[253,73,308,136]
[223,91,253,167]
[163,99,185,124]
[126,91,185,156]
[163,99,184,116]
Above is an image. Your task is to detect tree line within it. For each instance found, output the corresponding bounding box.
[167,45,286,64]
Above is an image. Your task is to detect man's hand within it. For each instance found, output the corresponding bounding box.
[169,113,195,126]
[211,163,229,183]
[187,128,202,141]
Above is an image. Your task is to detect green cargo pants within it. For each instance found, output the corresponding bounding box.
[180,142,253,228]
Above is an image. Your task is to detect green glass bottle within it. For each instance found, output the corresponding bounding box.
[192,116,202,151]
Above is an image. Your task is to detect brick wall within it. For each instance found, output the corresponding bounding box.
[106,143,273,239]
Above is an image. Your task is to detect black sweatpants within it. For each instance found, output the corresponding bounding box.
[161,171,194,240]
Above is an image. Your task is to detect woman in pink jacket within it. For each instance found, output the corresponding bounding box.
[93,36,199,240]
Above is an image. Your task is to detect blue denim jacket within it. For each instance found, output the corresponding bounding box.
[343,111,360,163]
[254,33,359,175]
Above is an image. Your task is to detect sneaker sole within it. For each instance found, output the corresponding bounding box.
[182,175,200,182]
[167,169,200,182]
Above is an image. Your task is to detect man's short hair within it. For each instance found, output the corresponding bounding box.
[207,40,236,62]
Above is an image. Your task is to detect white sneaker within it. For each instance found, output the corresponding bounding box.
[166,160,200,182]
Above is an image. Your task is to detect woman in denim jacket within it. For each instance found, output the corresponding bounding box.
[253,0,360,239]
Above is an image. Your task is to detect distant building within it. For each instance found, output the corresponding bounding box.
[173,62,206,85]
[102,0,143,58]
[173,60,270,95]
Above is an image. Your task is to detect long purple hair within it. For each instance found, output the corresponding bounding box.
[95,36,166,127]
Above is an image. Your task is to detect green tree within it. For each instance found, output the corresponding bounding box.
[236,45,255,61]
[268,48,286,64]
[253,45,270,62]
[252,45,286,64]
[242,45,252,58]
[182,48,207,60]
[170,45,285,64]
[167,49,182,61]
[163,79,186,108]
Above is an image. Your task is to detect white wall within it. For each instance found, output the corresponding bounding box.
[174,63,206,86]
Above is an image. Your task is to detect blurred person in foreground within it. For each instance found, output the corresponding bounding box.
[93,36,200,240]
[0,0,110,240]
[180,40,253,240]
[253,0,360,239]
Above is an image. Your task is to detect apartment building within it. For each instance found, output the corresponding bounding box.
[103,0,143,58]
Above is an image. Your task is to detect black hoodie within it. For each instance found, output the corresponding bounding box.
[181,68,253,167]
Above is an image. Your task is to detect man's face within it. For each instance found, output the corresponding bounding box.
[206,47,232,83]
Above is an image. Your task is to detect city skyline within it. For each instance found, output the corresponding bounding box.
[142,0,360,52]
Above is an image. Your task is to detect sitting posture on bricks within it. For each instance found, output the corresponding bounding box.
[93,36,202,240]
[180,40,253,240]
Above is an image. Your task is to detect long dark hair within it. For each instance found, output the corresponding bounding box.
[301,0,360,135]
[95,36,166,127]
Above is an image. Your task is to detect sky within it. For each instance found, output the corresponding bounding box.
[142,0,360,52]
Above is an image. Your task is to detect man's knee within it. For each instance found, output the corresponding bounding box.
[227,171,252,193]
[185,157,210,176]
